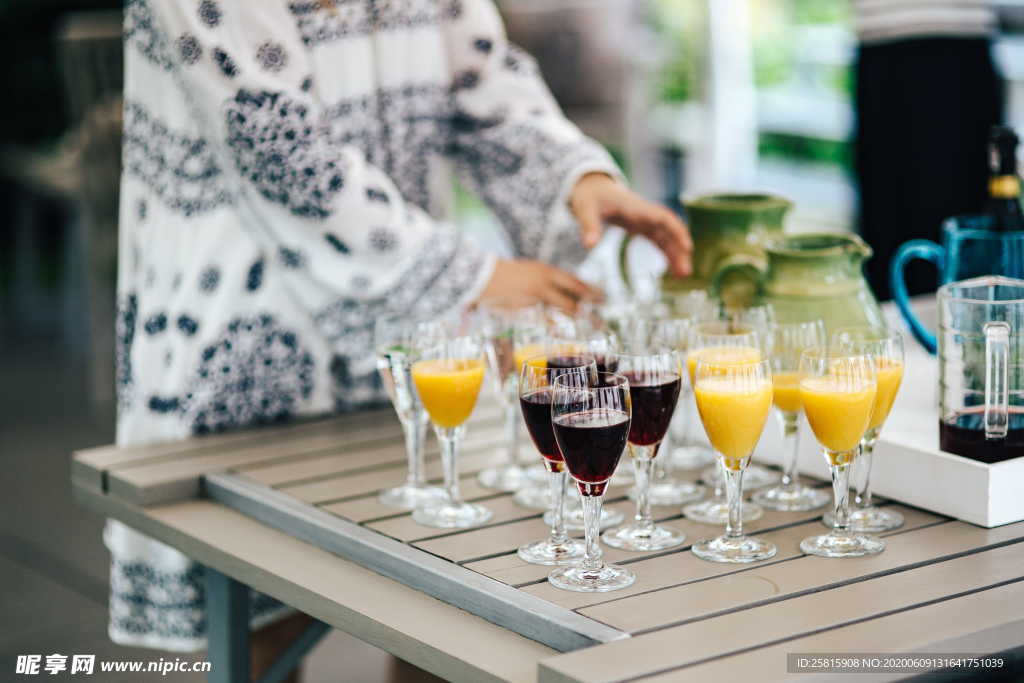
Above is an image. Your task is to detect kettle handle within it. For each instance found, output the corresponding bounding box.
[889,239,944,354]
[709,254,765,303]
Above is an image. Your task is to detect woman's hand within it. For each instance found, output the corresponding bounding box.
[475,259,604,313]
[570,173,693,277]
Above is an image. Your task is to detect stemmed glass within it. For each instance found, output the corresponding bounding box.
[477,309,544,491]
[696,320,781,494]
[374,318,447,508]
[823,328,906,532]
[753,321,831,511]
[646,317,707,505]
[691,357,777,562]
[517,354,594,565]
[683,322,767,524]
[602,351,686,551]
[519,336,626,530]
[548,372,636,592]
[411,335,493,528]
[799,348,884,557]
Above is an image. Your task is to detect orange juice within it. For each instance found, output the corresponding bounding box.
[412,358,485,428]
[686,346,762,385]
[799,375,876,453]
[694,376,773,461]
[514,343,546,373]
[869,359,904,430]
[772,371,802,413]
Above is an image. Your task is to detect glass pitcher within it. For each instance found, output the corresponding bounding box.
[938,276,1024,463]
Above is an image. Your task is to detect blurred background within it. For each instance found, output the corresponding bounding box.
[1,0,1022,680]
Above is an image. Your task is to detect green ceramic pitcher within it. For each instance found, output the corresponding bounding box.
[754,233,886,336]
[620,193,791,309]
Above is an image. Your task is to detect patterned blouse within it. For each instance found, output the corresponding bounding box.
[109,0,618,650]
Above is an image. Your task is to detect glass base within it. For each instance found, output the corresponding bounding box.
[412,501,493,529]
[547,563,636,593]
[546,505,624,530]
[516,537,586,566]
[631,480,705,506]
[601,523,687,551]
[692,534,777,563]
[801,530,885,558]
[669,444,715,470]
[683,499,763,525]
[823,506,904,533]
[753,484,830,512]
[378,483,447,510]
[477,464,529,492]
[526,463,548,483]
[702,464,780,490]
[513,482,552,510]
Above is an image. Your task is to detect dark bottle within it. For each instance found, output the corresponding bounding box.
[986,125,1024,232]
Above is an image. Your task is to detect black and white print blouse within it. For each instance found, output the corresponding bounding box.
[116,0,618,450]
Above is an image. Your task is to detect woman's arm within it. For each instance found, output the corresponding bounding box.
[443,0,692,276]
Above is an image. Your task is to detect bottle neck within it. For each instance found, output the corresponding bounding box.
[989,174,1021,201]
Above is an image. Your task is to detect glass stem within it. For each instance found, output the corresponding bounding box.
[631,445,656,531]
[779,411,800,491]
[404,414,429,487]
[829,449,855,534]
[721,456,748,539]
[548,469,569,545]
[854,431,879,509]
[579,488,604,571]
[504,399,521,467]
[436,426,465,505]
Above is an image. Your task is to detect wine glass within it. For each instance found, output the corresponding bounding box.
[695,318,781,493]
[799,348,884,557]
[477,308,545,492]
[601,351,686,551]
[411,335,492,528]
[374,318,447,508]
[691,357,777,563]
[823,328,906,532]
[647,317,708,504]
[516,354,595,565]
[683,322,768,525]
[517,337,626,530]
[753,320,831,511]
[548,372,636,592]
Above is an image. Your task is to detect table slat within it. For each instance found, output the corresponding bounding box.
[538,538,1024,683]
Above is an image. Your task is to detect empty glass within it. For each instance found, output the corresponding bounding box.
[374,318,446,509]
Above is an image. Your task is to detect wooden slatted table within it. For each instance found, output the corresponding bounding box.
[73,395,1024,682]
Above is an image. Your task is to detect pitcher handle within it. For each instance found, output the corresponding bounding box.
[709,254,764,305]
[984,321,1011,440]
[890,239,944,354]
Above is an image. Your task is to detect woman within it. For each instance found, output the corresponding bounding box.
[113,0,691,666]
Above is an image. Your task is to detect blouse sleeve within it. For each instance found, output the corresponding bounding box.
[442,0,624,267]
[129,0,496,345]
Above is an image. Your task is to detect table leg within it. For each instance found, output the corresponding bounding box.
[206,567,251,683]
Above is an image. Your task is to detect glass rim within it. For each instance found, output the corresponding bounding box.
[551,370,629,390]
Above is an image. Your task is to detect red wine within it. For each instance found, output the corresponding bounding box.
[594,354,619,375]
[553,409,630,496]
[939,409,1024,463]
[546,355,595,370]
[520,389,562,464]
[622,372,681,447]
